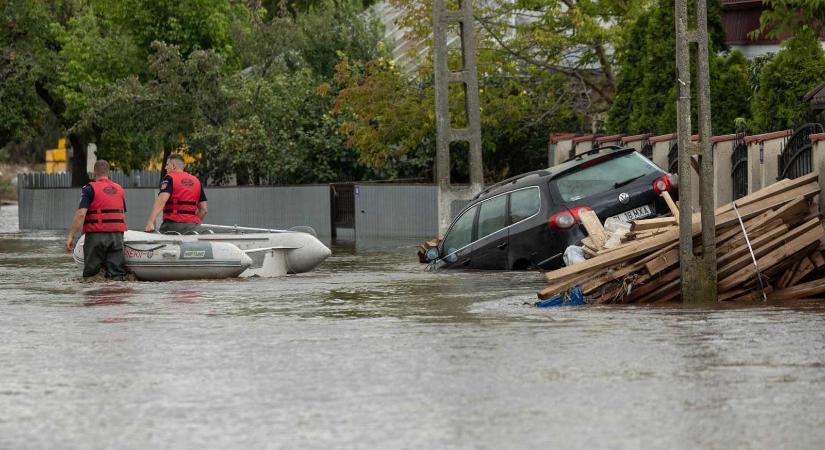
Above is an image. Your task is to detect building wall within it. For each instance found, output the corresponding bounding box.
[713,139,736,206]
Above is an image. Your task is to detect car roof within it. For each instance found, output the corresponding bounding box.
[470,146,635,203]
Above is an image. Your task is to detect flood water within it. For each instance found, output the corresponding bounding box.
[2,204,825,449]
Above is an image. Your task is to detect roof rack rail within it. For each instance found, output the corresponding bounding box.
[472,169,551,200]
[561,145,625,164]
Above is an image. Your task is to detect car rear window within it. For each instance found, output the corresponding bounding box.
[553,152,660,202]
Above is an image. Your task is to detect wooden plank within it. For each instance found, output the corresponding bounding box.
[579,209,607,250]
[767,277,825,302]
[777,257,805,289]
[631,217,677,232]
[625,268,680,303]
[811,250,825,268]
[789,256,816,286]
[544,183,819,285]
[716,224,789,269]
[718,222,825,291]
[581,243,677,295]
[718,289,748,301]
[714,173,818,216]
[537,268,604,299]
[661,191,679,221]
[718,218,817,280]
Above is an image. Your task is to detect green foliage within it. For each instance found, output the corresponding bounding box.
[297,0,386,78]
[51,7,142,122]
[751,30,825,132]
[710,51,752,134]
[607,0,750,135]
[756,0,825,39]
[114,0,241,62]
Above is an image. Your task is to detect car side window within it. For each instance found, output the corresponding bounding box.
[441,206,477,256]
[477,195,507,239]
[509,188,540,223]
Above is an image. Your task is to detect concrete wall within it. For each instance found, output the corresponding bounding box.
[621,134,651,152]
[549,134,575,167]
[712,135,737,207]
[649,134,674,171]
[745,130,792,192]
[355,184,438,239]
[812,133,825,214]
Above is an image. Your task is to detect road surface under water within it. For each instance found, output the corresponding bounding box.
[1,204,825,449]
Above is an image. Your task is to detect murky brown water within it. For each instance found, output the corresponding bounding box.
[2,204,825,449]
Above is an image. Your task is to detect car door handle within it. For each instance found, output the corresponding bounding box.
[497,242,508,250]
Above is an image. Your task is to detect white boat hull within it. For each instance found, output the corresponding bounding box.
[72,228,331,281]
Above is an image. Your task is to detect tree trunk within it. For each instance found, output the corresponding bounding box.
[68,133,89,187]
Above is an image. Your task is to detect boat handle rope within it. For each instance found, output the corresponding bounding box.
[732,202,767,302]
[124,244,167,252]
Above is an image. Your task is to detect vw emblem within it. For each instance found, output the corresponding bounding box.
[618,192,630,204]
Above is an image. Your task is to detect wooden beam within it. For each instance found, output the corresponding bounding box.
[579,209,607,250]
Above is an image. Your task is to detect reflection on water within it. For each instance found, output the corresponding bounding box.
[2,204,825,449]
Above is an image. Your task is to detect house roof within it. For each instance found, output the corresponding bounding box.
[803,81,825,111]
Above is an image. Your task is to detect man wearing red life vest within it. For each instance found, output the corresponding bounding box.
[144,153,208,234]
[65,160,129,280]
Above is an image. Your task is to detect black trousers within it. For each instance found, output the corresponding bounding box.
[159,220,202,234]
[83,232,127,278]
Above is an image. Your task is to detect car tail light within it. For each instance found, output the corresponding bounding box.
[653,174,673,195]
[548,206,592,230]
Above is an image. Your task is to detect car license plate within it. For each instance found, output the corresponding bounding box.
[609,204,653,223]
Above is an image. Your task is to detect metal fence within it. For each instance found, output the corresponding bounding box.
[668,143,679,174]
[778,123,824,181]
[731,133,748,200]
[16,177,442,240]
[18,171,162,189]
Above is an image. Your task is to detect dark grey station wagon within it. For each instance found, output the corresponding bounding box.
[427,146,677,271]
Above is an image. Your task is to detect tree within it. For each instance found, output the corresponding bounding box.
[756,0,825,39]
[80,43,229,173]
[751,29,825,132]
[606,0,749,134]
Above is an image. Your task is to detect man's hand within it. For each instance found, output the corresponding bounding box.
[65,237,74,253]
[145,222,156,233]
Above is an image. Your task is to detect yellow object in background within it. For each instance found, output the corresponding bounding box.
[146,146,199,170]
[45,138,67,173]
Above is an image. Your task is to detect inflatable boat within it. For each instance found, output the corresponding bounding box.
[72,225,331,281]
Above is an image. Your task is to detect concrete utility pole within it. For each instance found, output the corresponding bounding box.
[433,0,484,236]
[675,0,716,305]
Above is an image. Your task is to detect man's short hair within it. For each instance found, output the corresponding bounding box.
[93,160,110,177]
[167,154,186,169]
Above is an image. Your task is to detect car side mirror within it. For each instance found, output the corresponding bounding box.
[425,247,439,262]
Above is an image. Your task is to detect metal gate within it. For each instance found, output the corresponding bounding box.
[778,123,824,180]
[330,183,355,239]
[668,143,679,174]
[731,133,748,200]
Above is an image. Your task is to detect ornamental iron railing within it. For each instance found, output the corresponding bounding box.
[730,132,748,200]
[777,123,824,180]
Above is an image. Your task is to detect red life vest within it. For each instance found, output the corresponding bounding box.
[162,171,202,224]
[83,179,127,233]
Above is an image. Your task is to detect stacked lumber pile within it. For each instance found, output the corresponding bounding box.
[538,173,825,304]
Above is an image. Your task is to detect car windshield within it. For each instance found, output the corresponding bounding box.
[553,152,660,202]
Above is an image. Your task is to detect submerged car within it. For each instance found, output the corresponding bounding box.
[427,146,677,271]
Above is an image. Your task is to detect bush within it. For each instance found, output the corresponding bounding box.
[751,30,825,132]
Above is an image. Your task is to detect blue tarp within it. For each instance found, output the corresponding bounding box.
[535,285,585,308]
